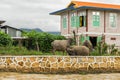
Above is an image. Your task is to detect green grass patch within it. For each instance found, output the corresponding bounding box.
[0,46,68,56]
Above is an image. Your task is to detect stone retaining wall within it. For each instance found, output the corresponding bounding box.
[0,56,120,73]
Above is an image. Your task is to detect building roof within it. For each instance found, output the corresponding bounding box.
[68,1,120,9]
[0,25,22,31]
[0,21,5,25]
[50,1,120,15]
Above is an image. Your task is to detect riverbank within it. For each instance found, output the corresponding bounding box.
[0,72,120,80]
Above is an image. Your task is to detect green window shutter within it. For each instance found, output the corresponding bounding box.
[63,18,67,28]
[97,36,102,43]
[97,16,100,26]
[76,16,80,27]
[73,16,75,27]
[112,16,116,27]
[84,16,86,27]
[86,36,90,40]
[80,36,85,43]
[71,17,73,27]
[71,16,74,27]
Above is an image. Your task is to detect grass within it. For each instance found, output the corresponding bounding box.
[0,46,67,56]
[0,46,119,56]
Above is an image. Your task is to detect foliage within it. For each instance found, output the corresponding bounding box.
[90,42,119,56]
[95,42,108,55]
[21,31,66,52]
[0,31,12,46]
[107,44,119,55]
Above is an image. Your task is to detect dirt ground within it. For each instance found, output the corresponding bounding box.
[0,72,120,80]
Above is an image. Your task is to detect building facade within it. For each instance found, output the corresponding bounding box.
[0,25,22,38]
[51,1,120,48]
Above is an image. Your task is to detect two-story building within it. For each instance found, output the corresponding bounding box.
[50,1,120,48]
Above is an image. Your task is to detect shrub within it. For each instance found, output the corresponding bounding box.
[0,31,12,46]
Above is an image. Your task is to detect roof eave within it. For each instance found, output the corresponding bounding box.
[50,6,120,15]
[50,6,75,15]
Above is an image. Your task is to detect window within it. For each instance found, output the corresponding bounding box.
[111,37,116,40]
[92,11,100,27]
[71,12,79,27]
[71,12,76,27]
[62,15,67,29]
[109,13,117,28]
[78,11,86,27]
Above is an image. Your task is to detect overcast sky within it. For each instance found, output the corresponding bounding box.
[0,0,120,31]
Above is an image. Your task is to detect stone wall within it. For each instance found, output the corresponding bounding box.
[0,56,120,73]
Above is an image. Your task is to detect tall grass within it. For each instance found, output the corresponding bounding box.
[0,46,67,56]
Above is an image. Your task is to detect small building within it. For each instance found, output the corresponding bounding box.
[50,1,120,48]
[0,25,22,38]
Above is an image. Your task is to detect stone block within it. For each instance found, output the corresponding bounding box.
[32,62,39,68]
[48,57,57,63]
[81,57,88,62]
[16,57,23,61]
[58,57,63,62]
[107,62,111,68]
[42,57,48,62]
[96,57,103,62]
[79,63,84,68]
[84,63,89,68]
[94,63,99,69]
[103,57,108,62]
[71,58,77,64]
[25,61,31,67]
[6,58,12,65]
[40,62,46,68]
[64,63,71,68]
[114,63,120,69]
[18,61,24,66]
[0,64,6,69]
[29,57,36,62]
[0,58,2,63]
[51,63,58,68]
[64,57,70,62]
[114,57,120,63]
[100,63,107,69]
[88,57,94,63]
[9,63,16,69]
[74,63,80,69]
[46,61,51,68]
[23,57,26,61]
[58,61,64,68]
[37,57,43,61]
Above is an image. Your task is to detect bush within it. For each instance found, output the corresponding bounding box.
[23,31,66,52]
[0,31,12,46]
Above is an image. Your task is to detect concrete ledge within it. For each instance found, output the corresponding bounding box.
[0,56,120,73]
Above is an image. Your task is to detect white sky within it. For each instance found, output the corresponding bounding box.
[0,0,120,31]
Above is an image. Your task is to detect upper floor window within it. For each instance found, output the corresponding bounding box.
[70,12,77,27]
[62,15,67,29]
[109,13,117,28]
[92,11,100,27]
[78,11,86,27]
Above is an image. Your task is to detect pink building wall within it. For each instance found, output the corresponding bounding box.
[60,9,120,47]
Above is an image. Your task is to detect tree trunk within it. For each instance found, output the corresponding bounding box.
[36,41,39,51]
